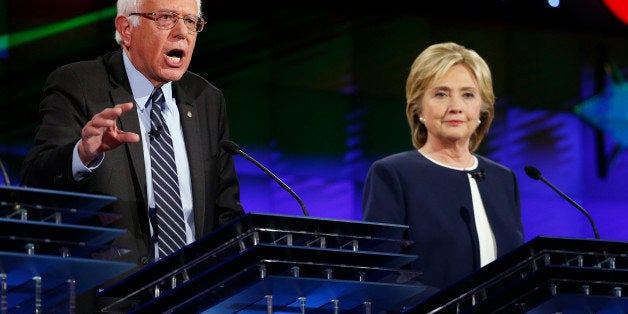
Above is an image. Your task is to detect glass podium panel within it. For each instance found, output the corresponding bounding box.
[0,185,120,225]
[0,252,137,313]
[98,212,428,313]
[0,218,127,257]
[0,186,135,313]
[406,236,628,313]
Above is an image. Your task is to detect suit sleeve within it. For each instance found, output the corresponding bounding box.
[21,66,91,191]
[362,159,409,254]
[362,159,407,226]
[213,92,245,226]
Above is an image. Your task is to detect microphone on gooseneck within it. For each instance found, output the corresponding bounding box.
[524,165,600,239]
[221,140,309,216]
[0,159,11,186]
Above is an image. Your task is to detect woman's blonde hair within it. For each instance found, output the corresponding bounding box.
[405,42,495,152]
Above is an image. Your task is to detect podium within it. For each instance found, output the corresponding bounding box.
[405,236,628,313]
[97,212,431,313]
[0,186,136,313]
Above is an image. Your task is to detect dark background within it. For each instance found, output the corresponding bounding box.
[2,0,628,241]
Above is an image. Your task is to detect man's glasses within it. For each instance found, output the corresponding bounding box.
[129,10,207,34]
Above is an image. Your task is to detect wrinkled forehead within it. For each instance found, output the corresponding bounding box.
[140,0,201,16]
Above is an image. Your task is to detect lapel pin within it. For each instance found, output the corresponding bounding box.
[187,111,192,118]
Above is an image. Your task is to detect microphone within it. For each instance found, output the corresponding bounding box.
[468,168,486,181]
[0,159,11,186]
[221,140,309,216]
[524,165,600,239]
[149,126,162,138]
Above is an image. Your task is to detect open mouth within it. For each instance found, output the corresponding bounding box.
[166,49,184,63]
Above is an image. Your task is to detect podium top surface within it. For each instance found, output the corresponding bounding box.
[0,185,116,211]
[156,211,410,262]
[406,236,628,313]
[231,211,409,235]
[1,185,118,224]
[98,212,419,313]
[101,212,414,289]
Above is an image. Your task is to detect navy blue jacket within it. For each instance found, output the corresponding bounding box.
[362,150,524,290]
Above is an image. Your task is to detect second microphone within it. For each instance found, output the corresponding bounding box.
[221,140,309,216]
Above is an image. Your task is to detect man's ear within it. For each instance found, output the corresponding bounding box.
[115,15,132,46]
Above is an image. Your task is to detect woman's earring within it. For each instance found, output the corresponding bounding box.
[478,119,482,124]
[419,117,425,123]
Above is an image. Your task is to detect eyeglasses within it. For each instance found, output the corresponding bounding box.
[129,10,207,33]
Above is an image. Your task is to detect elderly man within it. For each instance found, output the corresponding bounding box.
[22,0,245,311]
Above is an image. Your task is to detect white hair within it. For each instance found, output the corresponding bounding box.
[114,0,203,45]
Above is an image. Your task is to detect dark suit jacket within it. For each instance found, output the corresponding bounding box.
[362,150,524,292]
[21,49,245,308]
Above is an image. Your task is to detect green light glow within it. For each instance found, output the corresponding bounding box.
[0,6,116,53]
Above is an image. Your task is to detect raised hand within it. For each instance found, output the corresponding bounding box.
[77,102,140,165]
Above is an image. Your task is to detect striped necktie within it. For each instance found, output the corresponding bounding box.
[149,87,187,258]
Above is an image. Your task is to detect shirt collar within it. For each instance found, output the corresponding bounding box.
[122,51,174,113]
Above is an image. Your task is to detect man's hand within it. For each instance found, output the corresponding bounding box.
[77,102,140,165]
